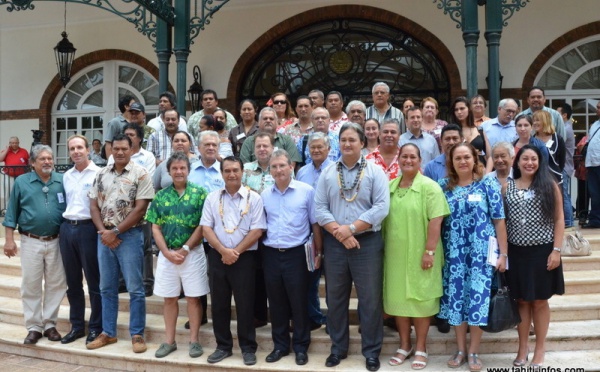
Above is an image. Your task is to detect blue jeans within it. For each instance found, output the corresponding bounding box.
[562,170,573,227]
[98,227,145,337]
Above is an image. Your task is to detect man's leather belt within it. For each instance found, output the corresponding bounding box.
[65,219,93,225]
[20,231,59,241]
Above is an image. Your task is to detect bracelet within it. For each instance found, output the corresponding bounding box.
[499,253,508,258]
[553,247,562,253]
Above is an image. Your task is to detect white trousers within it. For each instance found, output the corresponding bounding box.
[19,235,67,333]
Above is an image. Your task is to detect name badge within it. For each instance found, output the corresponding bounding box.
[468,194,482,202]
[546,140,554,148]
[236,133,246,140]
[434,129,442,135]
[273,146,280,151]
[57,192,65,203]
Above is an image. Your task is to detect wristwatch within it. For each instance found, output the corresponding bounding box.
[182,245,190,253]
[349,223,357,234]
[425,250,435,256]
[553,247,562,253]
[111,227,120,235]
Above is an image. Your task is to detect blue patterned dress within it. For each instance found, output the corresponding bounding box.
[438,176,505,326]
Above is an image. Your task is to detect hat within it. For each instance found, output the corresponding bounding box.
[129,102,145,113]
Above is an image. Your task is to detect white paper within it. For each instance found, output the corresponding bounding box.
[487,236,509,270]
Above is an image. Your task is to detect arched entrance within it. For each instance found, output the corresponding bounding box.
[227,5,461,119]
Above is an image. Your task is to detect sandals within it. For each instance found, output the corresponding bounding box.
[468,353,483,372]
[411,351,428,370]
[389,347,414,366]
[513,352,529,367]
[447,351,467,368]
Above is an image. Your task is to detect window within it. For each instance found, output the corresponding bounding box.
[52,61,159,163]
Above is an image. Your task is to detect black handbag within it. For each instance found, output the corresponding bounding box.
[481,271,521,333]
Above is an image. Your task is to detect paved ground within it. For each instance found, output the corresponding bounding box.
[0,352,121,372]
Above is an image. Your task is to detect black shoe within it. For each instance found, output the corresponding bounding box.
[184,320,190,329]
[61,329,85,344]
[366,357,381,371]
[242,352,257,366]
[24,331,43,344]
[118,285,127,294]
[254,319,267,328]
[86,330,101,345]
[266,349,289,363]
[207,349,233,364]
[201,316,208,325]
[145,285,154,297]
[436,316,450,334]
[581,223,600,229]
[43,327,62,341]
[325,353,347,367]
[310,321,322,331]
[296,352,308,365]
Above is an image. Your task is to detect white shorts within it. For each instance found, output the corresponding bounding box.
[154,247,209,298]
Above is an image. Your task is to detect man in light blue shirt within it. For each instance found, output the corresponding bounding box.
[298,107,340,166]
[481,98,518,147]
[261,149,322,366]
[583,101,600,228]
[189,131,225,192]
[520,87,565,139]
[424,124,463,182]
[400,107,440,168]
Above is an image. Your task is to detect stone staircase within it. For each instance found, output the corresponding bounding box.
[1,232,600,371]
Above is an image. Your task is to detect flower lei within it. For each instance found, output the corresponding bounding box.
[337,156,367,202]
[219,186,251,234]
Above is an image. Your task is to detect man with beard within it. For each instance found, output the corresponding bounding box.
[3,145,66,344]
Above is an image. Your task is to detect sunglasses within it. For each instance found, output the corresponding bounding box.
[273,100,287,105]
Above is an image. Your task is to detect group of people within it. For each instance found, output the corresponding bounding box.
[1,81,585,371]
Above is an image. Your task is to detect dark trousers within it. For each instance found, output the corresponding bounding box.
[587,166,600,225]
[323,231,383,359]
[263,244,310,353]
[254,246,269,322]
[577,177,590,219]
[142,223,154,288]
[59,220,102,332]
[209,248,257,353]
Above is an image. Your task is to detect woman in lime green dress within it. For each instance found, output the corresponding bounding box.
[383,143,450,369]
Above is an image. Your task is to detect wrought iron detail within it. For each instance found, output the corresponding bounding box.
[241,19,451,118]
[433,0,462,29]
[189,0,230,44]
[0,0,173,44]
[501,0,530,26]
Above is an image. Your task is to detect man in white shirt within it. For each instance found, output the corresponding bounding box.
[147,91,188,133]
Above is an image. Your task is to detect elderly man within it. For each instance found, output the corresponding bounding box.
[147,91,188,133]
[201,156,267,366]
[104,95,135,156]
[3,145,66,345]
[261,149,322,366]
[298,107,341,166]
[281,95,314,144]
[399,107,440,167]
[146,152,209,359]
[297,132,332,330]
[308,89,325,108]
[366,82,405,133]
[147,109,194,165]
[188,90,237,139]
[59,135,102,345]
[87,134,155,353]
[424,124,464,182]
[366,118,402,180]
[520,87,565,139]
[326,91,349,133]
[239,107,301,165]
[481,98,519,158]
[346,100,367,128]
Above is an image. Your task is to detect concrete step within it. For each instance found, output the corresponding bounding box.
[0,321,599,372]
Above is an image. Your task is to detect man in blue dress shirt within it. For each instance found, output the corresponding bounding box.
[424,124,464,182]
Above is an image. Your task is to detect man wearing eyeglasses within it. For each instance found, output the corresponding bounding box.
[3,145,67,345]
[481,98,519,172]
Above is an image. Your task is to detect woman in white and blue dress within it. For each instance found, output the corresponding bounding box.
[503,144,564,369]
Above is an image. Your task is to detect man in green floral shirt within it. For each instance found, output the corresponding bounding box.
[145,151,209,359]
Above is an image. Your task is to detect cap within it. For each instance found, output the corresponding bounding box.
[129,102,145,113]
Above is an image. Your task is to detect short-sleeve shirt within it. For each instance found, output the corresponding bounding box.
[239,133,301,164]
[2,147,29,177]
[145,181,208,248]
[88,161,155,228]
[242,161,274,194]
[366,146,401,181]
[200,186,267,251]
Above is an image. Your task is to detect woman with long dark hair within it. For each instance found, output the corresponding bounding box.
[503,144,564,369]
[451,96,490,168]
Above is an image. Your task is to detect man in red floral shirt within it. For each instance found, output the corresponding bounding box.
[366,119,401,180]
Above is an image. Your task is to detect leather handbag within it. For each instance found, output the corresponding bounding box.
[562,230,592,256]
[481,271,521,333]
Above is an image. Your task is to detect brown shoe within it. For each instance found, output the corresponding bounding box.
[86,333,117,350]
[132,335,147,353]
[43,327,62,341]
[24,331,43,344]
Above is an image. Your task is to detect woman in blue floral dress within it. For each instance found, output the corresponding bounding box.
[438,143,508,372]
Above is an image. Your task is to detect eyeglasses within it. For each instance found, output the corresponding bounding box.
[273,100,287,105]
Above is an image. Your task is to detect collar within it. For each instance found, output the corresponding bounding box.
[108,160,134,174]
[30,170,62,185]
[194,158,220,171]
[221,184,249,199]
[71,161,100,174]
[314,158,332,171]
[389,172,424,194]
